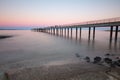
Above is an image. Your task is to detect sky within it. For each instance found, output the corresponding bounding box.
[0,0,120,28]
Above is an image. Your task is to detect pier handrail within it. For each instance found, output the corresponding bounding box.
[61,17,120,27]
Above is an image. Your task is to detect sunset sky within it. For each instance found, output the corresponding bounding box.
[0,0,120,28]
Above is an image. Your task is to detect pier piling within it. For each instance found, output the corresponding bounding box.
[88,27,91,40]
[115,26,118,43]
[71,28,72,38]
[93,27,95,40]
[79,27,82,39]
[76,27,78,39]
[67,28,69,37]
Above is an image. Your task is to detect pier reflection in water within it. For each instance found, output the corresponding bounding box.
[46,28,120,51]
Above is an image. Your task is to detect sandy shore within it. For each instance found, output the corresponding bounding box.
[0,62,120,80]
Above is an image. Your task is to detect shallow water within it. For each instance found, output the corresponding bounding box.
[0,30,120,72]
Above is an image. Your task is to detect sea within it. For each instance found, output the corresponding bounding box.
[0,29,120,73]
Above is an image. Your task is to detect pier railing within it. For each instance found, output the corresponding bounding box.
[61,17,120,27]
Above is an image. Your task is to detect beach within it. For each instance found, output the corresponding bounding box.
[0,61,120,80]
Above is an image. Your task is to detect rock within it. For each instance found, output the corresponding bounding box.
[104,58,112,64]
[4,72,9,80]
[93,56,102,63]
[75,53,80,58]
[115,60,120,67]
[84,56,90,62]
[105,53,110,56]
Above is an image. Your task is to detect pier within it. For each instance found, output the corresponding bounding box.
[32,17,120,45]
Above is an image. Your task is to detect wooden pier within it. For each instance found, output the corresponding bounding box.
[32,17,120,45]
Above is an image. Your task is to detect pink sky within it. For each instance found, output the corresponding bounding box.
[0,0,120,27]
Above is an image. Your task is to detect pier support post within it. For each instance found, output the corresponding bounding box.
[76,27,78,39]
[49,28,50,33]
[51,28,53,34]
[55,28,56,34]
[50,28,51,34]
[45,29,47,33]
[88,27,91,40]
[45,28,47,33]
[48,29,50,33]
[61,27,62,36]
[115,26,118,43]
[65,28,66,37]
[52,28,53,34]
[110,26,113,43]
[53,28,54,34]
[47,28,49,33]
[62,28,63,36]
[71,28,72,38]
[61,28,62,36]
[93,27,95,40]
[46,28,48,33]
[49,28,51,34]
[56,28,58,35]
[53,28,55,35]
[55,28,56,35]
[58,28,60,35]
[60,27,61,36]
[46,29,47,33]
[67,28,69,37]
[79,27,82,39]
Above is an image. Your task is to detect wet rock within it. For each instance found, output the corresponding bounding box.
[115,60,120,67]
[116,57,120,59]
[105,53,110,56]
[84,56,90,62]
[104,58,112,64]
[4,72,9,80]
[93,56,102,63]
[75,53,80,58]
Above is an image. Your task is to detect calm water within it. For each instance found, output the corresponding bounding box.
[0,30,120,72]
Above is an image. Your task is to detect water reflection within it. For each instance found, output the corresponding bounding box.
[55,29,120,51]
[109,38,119,51]
[0,30,120,73]
[109,40,112,50]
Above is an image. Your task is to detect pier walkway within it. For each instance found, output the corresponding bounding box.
[33,17,120,45]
